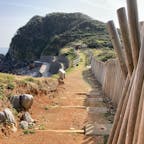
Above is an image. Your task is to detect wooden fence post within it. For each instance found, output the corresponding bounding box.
[126,31,144,144]
[137,80,144,144]
[117,7,134,76]
[127,0,140,67]
[106,0,142,144]
[139,22,144,41]
[107,76,130,144]
[112,71,135,144]
[107,20,128,79]
[116,71,135,144]
[133,79,144,144]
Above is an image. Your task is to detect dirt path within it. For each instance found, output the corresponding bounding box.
[0,53,112,144]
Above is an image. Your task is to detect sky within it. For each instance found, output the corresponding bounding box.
[0,0,144,48]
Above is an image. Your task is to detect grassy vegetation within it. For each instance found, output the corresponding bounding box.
[0,73,57,101]
[52,47,82,77]
[0,73,15,85]
[64,51,86,74]
[44,105,58,111]
[89,48,116,62]
[0,73,15,100]
[60,47,77,61]
[24,77,35,82]
[0,85,4,100]
[53,50,86,78]
[39,124,46,130]
[7,83,15,90]
[23,129,35,134]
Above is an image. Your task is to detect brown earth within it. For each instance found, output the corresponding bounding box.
[0,53,111,144]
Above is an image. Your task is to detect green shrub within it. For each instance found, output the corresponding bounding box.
[7,83,15,90]
[95,49,116,62]
[39,124,46,130]
[23,129,35,134]
[24,77,35,82]
[44,106,49,110]
[0,85,4,100]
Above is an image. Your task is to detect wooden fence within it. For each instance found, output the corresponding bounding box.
[92,0,144,144]
[91,57,125,105]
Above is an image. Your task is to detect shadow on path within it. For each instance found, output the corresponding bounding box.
[81,68,114,144]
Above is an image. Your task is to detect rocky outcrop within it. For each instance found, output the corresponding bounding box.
[0,108,17,133]
[21,112,34,124]
[20,121,29,130]
[3,108,16,125]
[0,112,6,123]
[0,12,112,72]
[0,54,4,63]
[0,108,16,127]
[20,112,35,130]
[0,93,35,133]
[10,94,33,112]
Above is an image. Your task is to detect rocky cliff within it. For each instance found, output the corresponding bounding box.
[1,12,112,72]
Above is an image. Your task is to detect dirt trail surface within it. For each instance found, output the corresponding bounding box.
[0,53,112,144]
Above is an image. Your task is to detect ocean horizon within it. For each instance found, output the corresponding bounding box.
[0,48,9,55]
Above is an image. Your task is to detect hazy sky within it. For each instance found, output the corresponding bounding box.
[0,0,144,48]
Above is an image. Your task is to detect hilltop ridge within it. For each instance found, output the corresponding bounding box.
[1,12,112,72]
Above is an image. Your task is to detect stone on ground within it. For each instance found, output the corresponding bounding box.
[0,112,6,123]
[10,94,33,111]
[85,123,113,135]
[87,107,108,113]
[3,108,16,125]
[21,112,34,124]
[20,94,34,111]
[20,121,29,130]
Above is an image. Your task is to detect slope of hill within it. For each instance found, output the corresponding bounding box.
[1,12,112,72]
[0,73,57,104]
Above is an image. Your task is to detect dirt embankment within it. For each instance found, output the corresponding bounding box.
[0,74,58,137]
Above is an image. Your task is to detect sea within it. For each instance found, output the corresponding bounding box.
[0,48,9,55]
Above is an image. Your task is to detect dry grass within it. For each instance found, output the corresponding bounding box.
[0,73,58,102]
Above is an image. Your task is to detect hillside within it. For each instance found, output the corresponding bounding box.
[0,73,57,102]
[1,12,112,72]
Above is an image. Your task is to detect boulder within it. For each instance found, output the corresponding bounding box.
[10,94,33,111]
[9,95,21,111]
[0,54,4,63]
[20,94,33,111]
[3,108,16,125]
[20,121,29,130]
[21,112,34,124]
[0,109,17,133]
[0,112,6,123]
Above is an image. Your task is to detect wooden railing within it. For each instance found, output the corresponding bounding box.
[72,56,80,67]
